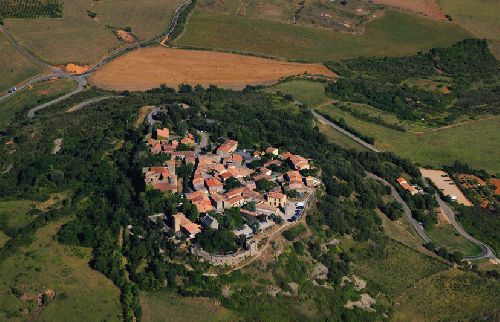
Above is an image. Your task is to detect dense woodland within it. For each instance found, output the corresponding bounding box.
[326,39,499,125]
[0,83,442,320]
[0,40,499,321]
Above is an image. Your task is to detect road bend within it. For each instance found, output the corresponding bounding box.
[315,109,497,260]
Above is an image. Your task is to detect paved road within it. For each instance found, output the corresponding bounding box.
[27,76,87,118]
[367,172,432,244]
[316,109,497,260]
[435,193,496,260]
[312,110,381,152]
[66,95,125,113]
[195,130,208,155]
[0,0,192,112]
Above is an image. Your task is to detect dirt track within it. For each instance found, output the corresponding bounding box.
[373,0,446,20]
[91,47,336,91]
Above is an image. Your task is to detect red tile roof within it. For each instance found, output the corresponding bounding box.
[217,140,238,154]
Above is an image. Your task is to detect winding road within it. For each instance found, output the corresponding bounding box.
[435,193,496,260]
[366,172,432,243]
[0,0,192,116]
[313,108,496,260]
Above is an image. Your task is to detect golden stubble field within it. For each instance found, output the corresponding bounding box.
[91,47,336,91]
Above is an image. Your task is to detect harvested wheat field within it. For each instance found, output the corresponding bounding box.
[374,0,446,20]
[91,48,336,91]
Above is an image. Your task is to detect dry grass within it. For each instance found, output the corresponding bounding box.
[0,219,121,321]
[373,0,446,20]
[4,0,183,64]
[91,47,336,91]
[0,32,46,93]
[135,105,155,129]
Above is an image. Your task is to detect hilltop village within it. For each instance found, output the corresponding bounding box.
[141,127,321,262]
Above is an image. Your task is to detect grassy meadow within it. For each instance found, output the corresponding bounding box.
[437,0,500,40]
[393,269,500,321]
[0,200,37,236]
[0,32,45,93]
[141,290,238,322]
[0,78,78,126]
[176,9,471,62]
[315,104,500,175]
[0,219,122,321]
[352,239,448,299]
[428,224,481,257]
[5,0,183,64]
[265,80,330,108]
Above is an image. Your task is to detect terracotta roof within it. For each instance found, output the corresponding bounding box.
[268,191,286,200]
[157,128,169,139]
[256,201,278,213]
[225,187,245,198]
[217,140,238,154]
[205,177,223,187]
[152,182,177,192]
[240,209,258,217]
[225,195,245,205]
[173,213,201,235]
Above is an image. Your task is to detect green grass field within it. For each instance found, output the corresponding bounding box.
[316,104,500,175]
[437,0,500,59]
[352,239,448,299]
[0,78,78,126]
[265,80,330,108]
[141,290,238,322]
[393,269,500,321]
[0,219,122,321]
[437,0,500,40]
[0,200,37,236]
[317,122,368,151]
[0,32,46,93]
[5,0,182,64]
[176,9,471,62]
[428,224,481,257]
[265,80,368,150]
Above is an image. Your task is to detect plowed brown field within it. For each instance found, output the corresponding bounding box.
[91,48,336,91]
[374,0,446,20]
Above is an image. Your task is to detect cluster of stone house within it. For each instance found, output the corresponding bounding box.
[143,127,320,240]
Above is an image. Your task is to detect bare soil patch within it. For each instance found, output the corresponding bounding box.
[63,63,89,74]
[420,168,472,206]
[116,29,135,43]
[373,0,446,20]
[91,47,336,91]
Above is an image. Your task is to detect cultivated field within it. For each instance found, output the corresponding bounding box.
[4,0,183,64]
[91,48,336,91]
[175,8,470,62]
[0,78,78,126]
[420,169,472,206]
[316,104,500,175]
[373,0,446,20]
[0,219,122,321]
[0,32,45,93]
